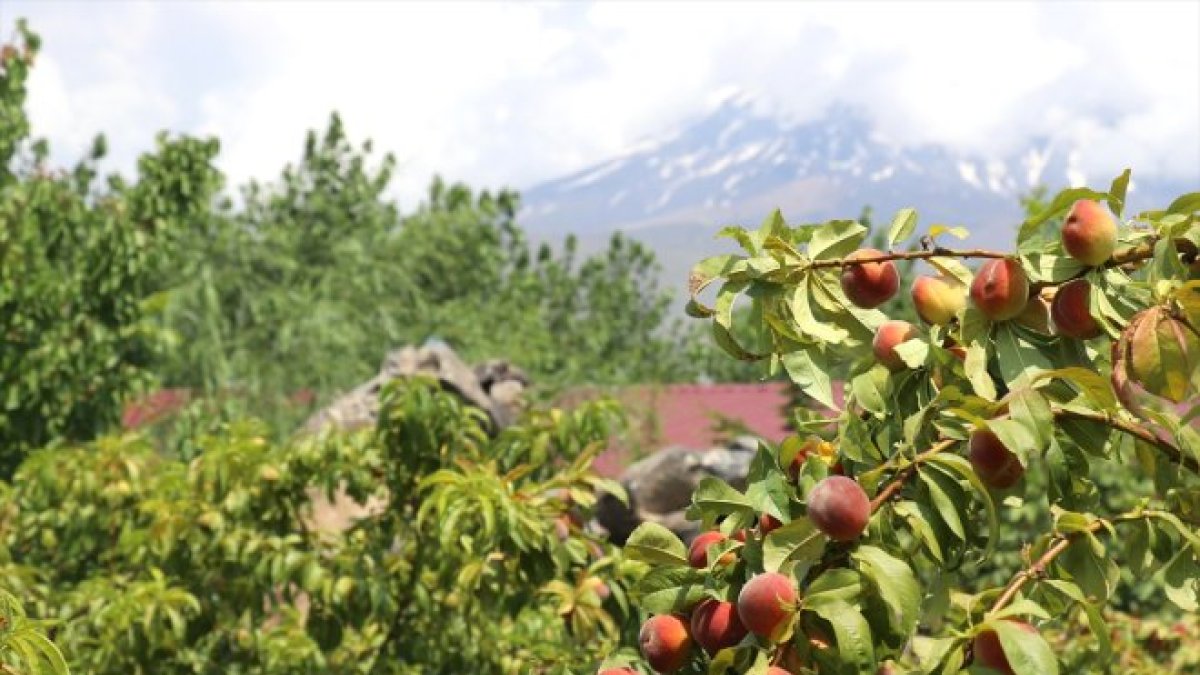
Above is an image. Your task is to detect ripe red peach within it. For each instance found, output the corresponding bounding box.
[1051,278,1101,339]
[872,320,920,371]
[973,620,1039,675]
[807,475,871,542]
[968,429,1024,489]
[840,248,900,308]
[737,572,798,639]
[688,531,733,568]
[639,614,692,672]
[911,275,967,326]
[598,668,637,675]
[1062,200,1117,267]
[690,599,748,655]
[970,258,1030,321]
[766,668,795,675]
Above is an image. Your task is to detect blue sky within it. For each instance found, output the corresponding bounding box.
[3,1,1197,207]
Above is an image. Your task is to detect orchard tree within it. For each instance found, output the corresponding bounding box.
[609,172,1200,674]
[1,378,641,674]
[0,22,222,474]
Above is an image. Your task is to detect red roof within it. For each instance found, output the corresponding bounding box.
[578,383,799,478]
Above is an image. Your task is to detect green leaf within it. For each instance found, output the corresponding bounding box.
[886,208,918,248]
[1019,186,1108,243]
[1166,191,1200,215]
[1159,546,1200,611]
[690,476,755,525]
[1045,579,1111,661]
[762,518,827,573]
[633,566,710,614]
[989,618,1059,675]
[852,545,920,636]
[804,568,864,608]
[809,600,875,671]
[808,219,868,260]
[893,500,944,563]
[919,467,966,541]
[625,522,689,566]
[929,224,969,240]
[926,256,974,287]
[781,349,839,412]
[1033,367,1118,410]
[1056,533,1119,602]
[1107,168,1131,216]
[927,454,999,558]
[994,322,1079,387]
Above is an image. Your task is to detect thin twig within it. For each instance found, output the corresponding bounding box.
[869,439,958,512]
[988,512,1153,614]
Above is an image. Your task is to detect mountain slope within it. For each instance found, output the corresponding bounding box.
[518,95,1192,299]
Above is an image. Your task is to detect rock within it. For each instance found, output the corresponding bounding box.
[301,343,527,436]
[299,343,527,536]
[595,436,759,546]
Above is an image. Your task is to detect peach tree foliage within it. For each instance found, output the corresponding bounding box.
[0,21,224,475]
[613,173,1200,675]
[0,378,642,674]
[0,589,68,674]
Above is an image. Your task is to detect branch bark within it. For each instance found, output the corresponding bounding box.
[869,439,958,512]
[1053,407,1198,475]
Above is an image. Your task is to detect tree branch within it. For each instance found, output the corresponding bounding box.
[1053,407,1199,475]
[808,248,1009,270]
[803,240,1156,272]
[869,439,958,512]
[988,511,1155,614]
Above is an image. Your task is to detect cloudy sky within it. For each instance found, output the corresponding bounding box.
[3,1,1197,207]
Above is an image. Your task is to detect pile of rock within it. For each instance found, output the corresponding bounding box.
[593,436,758,546]
[300,342,756,547]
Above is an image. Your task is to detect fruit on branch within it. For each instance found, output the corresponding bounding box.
[968,429,1024,490]
[759,512,782,534]
[970,258,1030,321]
[766,668,795,675]
[1050,279,1101,339]
[911,275,967,325]
[1016,295,1053,335]
[1062,199,1117,267]
[806,475,871,541]
[841,248,900,308]
[876,663,899,675]
[598,668,636,675]
[639,614,693,673]
[691,598,749,655]
[737,572,798,639]
[972,620,1039,675]
[873,320,920,371]
[688,531,733,568]
[1119,306,1200,403]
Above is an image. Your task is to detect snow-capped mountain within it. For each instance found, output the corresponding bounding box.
[518,94,1191,297]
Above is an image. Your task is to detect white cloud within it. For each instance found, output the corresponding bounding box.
[6,0,1198,205]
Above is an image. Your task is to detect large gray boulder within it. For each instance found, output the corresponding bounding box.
[595,435,759,546]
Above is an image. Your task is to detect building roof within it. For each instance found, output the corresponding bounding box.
[570,382,800,478]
